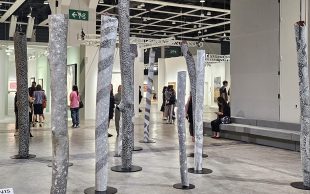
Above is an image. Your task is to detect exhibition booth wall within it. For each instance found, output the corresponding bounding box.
[231,0,310,123]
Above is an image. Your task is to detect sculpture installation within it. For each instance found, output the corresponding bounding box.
[111,0,142,173]
[48,14,69,194]
[11,32,35,160]
[84,15,118,194]
[291,21,310,190]
[141,49,156,143]
[173,71,195,190]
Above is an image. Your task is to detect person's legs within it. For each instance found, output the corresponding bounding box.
[14,111,19,136]
[76,108,80,127]
[115,109,120,136]
[71,108,76,127]
[211,119,220,137]
[29,112,33,137]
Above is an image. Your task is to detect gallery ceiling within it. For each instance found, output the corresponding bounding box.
[0,0,230,42]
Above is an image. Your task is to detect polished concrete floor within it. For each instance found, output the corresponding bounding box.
[0,105,308,194]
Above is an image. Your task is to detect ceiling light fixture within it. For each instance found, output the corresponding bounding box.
[207,11,211,16]
[44,1,49,4]
[27,7,32,18]
[198,31,202,34]
[172,21,176,24]
[99,0,104,3]
[200,0,205,2]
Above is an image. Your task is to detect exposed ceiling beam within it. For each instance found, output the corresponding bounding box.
[131,0,230,13]
[171,21,230,36]
[199,30,230,38]
[0,0,25,23]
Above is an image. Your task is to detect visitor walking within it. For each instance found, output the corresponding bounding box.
[220,80,229,102]
[114,85,122,136]
[108,84,115,137]
[166,86,176,124]
[160,86,168,120]
[33,84,46,127]
[139,86,143,112]
[69,85,80,128]
[185,94,194,142]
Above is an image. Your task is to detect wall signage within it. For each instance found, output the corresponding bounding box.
[0,188,14,194]
[69,9,88,21]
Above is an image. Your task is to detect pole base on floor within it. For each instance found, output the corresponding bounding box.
[84,186,117,194]
[47,162,73,167]
[187,153,208,158]
[111,165,142,173]
[173,183,195,190]
[139,139,156,143]
[290,182,310,190]
[188,168,213,174]
[10,154,36,159]
[133,146,143,151]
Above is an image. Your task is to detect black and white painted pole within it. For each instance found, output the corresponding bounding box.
[130,44,143,151]
[84,15,118,194]
[48,14,69,194]
[111,0,142,173]
[173,71,195,190]
[291,21,310,191]
[140,49,156,144]
[11,32,36,160]
[181,43,208,159]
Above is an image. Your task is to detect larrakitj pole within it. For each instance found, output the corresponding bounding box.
[48,14,69,194]
[173,71,195,190]
[291,21,310,190]
[84,15,118,194]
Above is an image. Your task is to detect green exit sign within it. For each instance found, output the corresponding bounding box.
[69,9,88,21]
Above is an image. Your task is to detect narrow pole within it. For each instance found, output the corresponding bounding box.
[291,21,310,190]
[142,49,156,143]
[12,32,35,159]
[173,71,194,190]
[48,14,69,194]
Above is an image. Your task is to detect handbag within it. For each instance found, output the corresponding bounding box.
[221,116,231,124]
[42,99,47,108]
[79,100,84,109]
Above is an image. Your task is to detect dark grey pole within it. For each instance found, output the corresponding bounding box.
[111,0,142,173]
[48,14,69,194]
[11,32,35,159]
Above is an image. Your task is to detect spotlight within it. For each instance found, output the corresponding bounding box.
[198,31,202,34]
[200,0,205,2]
[44,1,49,5]
[207,11,211,16]
[99,0,104,3]
[27,7,32,18]
[204,29,208,32]
[172,21,176,25]
[194,25,197,28]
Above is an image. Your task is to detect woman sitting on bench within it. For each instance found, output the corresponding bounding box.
[211,96,231,139]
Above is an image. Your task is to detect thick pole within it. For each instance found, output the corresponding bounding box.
[49,14,69,194]
[295,22,310,187]
[181,43,197,137]
[193,50,205,171]
[95,15,118,191]
[177,71,189,186]
[14,32,29,158]
[143,49,155,142]
[119,0,134,169]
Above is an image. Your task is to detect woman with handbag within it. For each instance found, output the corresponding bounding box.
[33,84,46,127]
[211,96,231,138]
[70,85,80,128]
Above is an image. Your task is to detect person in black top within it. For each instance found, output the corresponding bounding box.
[108,84,115,137]
[160,86,168,119]
[211,96,231,138]
[186,94,194,142]
[139,86,143,112]
[219,80,228,102]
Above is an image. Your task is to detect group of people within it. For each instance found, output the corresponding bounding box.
[185,80,231,142]
[15,81,47,137]
[160,85,177,124]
